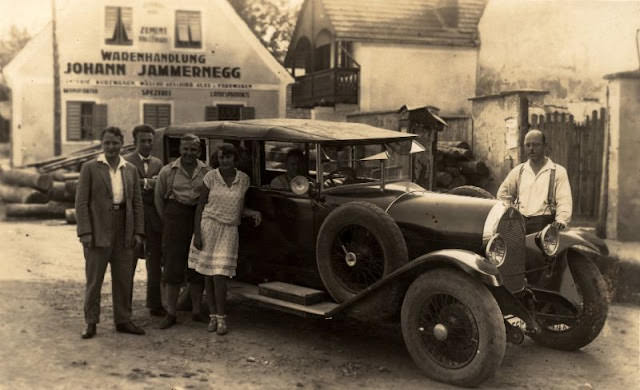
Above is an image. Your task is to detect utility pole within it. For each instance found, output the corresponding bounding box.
[52,0,61,156]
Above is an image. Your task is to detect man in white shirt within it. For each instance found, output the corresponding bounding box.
[76,127,145,338]
[497,129,572,234]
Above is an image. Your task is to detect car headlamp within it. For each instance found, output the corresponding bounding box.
[536,224,559,256]
[485,234,507,267]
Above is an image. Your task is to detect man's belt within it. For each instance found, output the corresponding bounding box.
[112,203,125,210]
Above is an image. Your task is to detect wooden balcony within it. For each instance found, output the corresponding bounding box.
[291,68,359,108]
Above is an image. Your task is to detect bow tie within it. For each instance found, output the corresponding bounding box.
[142,158,151,163]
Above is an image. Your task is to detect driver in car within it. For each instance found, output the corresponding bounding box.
[270,149,305,190]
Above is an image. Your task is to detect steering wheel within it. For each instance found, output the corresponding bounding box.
[324,167,357,188]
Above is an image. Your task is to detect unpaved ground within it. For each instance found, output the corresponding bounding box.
[0,219,638,389]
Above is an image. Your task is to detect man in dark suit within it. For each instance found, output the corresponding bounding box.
[76,126,145,338]
[124,124,166,317]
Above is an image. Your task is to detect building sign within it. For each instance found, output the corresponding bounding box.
[63,50,241,79]
[139,26,168,43]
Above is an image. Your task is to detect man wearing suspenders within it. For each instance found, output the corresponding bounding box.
[497,129,572,234]
[154,134,209,329]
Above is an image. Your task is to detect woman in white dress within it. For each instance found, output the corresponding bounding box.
[189,143,261,334]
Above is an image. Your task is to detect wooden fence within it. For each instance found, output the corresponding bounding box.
[530,109,605,222]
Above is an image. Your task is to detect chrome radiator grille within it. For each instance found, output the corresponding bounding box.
[496,210,526,292]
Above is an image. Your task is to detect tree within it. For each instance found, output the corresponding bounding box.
[229,0,301,63]
[0,26,31,70]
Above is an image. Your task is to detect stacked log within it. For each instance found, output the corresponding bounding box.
[5,201,70,219]
[434,141,491,192]
[0,144,133,220]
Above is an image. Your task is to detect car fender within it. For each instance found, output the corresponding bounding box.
[327,249,502,316]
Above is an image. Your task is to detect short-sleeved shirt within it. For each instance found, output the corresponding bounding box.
[202,168,250,226]
[156,157,209,206]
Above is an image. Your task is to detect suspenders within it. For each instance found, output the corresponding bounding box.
[513,162,557,215]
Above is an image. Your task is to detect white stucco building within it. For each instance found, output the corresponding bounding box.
[3,0,293,166]
[284,0,486,120]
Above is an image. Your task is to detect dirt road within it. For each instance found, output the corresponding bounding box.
[0,219,638,389]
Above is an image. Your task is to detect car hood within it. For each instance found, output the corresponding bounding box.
[323,182,499,251]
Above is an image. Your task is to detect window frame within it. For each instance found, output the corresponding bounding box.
[104,6,134,46]
[174,9,202,49]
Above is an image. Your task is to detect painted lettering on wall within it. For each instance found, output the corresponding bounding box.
[211,91,250,98]
[64,63,126,75]
[142,89,171,96]
[63,50,241,79]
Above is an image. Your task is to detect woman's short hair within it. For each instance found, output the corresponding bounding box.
[100,126,124,142]
[217,143,240,162]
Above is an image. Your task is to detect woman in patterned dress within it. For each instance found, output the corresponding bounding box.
[189,143,261,335]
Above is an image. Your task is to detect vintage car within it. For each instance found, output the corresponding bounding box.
[151,119,609,387]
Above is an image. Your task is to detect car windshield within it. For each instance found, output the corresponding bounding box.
[320,142,411,188]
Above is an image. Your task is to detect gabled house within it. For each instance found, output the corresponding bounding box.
[284,0,487,120]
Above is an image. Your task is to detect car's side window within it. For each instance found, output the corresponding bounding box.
[263,141,309,190]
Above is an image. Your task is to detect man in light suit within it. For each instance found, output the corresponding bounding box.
[124,124,166,317]
[76,126,145,338]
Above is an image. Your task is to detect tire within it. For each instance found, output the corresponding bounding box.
[530,255,608,351]
[448,185,495,199]
[316,201,408,303]
[401,269,506,387]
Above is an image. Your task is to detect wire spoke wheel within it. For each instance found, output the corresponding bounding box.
[330,225,385,293]
[419,294,479,368]
[401,269,505,387]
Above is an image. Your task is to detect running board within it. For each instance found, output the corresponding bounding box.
[228,281,339,318]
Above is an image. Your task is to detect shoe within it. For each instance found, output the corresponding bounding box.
[116,321,146,335]
[207,314,217,333]
[192,313,207,323]
[159,314,177,329]
[216,315,228,335]
[149,307,167,317]
[81,323,96,339]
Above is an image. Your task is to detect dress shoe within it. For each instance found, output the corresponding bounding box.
[158,314,177,329]
[81,323,96,339]
[115,321,146,335]
[149,307,167,317]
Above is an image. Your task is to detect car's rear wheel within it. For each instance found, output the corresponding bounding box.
[401,269,506,387]
[530,255,608,350]
[316,201,408,305]
[448,185,495,199]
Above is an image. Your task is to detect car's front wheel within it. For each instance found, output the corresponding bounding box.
[401,269,506,387]
[530,254,608,351]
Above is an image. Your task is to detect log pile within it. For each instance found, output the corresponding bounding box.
[0,144,134,221]
[434,141,491,192]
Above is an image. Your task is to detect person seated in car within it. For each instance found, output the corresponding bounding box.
[270,149,305,190]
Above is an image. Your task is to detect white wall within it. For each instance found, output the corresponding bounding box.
[356,42,478,115]
[4,24,54,166]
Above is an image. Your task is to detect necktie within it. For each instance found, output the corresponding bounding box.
[142,158,150,175]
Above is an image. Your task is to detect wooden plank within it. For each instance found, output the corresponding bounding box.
[228,281,338,318]
[258,281,328,306]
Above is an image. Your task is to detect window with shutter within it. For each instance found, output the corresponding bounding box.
[143,104,171,129]
[205,106,219,121]
[67,101,102,141]
[105,6,133,45]
[175,10,201,48]
[92,104,108,140]
[66,102,82,141]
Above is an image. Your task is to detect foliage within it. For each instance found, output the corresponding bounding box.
[229,0,301,63]
[0,26,31,70]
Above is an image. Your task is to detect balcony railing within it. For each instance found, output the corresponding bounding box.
[291,67,359,108]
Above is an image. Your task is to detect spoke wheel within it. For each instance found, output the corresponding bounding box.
[330,225,385,294]
[401,269,505,387]
[530,254,608,350]
[317,202,408,319]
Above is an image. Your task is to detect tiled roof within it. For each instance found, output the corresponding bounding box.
[320,0,487,47]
